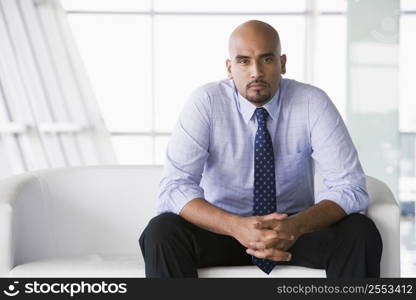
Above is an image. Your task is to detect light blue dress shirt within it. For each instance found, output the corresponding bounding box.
[157,78,369,217]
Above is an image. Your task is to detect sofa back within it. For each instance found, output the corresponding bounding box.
[12,165,162,265]
[8,165,392,266]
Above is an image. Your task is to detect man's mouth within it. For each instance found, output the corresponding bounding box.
[249,84,266,89]
[248,81,268,89]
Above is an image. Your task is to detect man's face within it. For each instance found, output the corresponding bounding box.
[226,32,286,106]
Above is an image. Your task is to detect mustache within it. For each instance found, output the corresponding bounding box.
[247,80,269,88]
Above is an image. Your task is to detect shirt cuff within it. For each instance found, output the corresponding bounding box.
[316,186,369,215]
[158,184,205,215]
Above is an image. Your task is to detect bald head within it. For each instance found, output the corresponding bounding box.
[228,20,281,58]
[225,20,286,106]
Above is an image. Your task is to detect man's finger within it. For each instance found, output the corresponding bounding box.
[261,212,288,221]
[255,219,276,229]
[246,248,292,262]
[249,233,294,250]
[255,219,287,231]
[248,241,266,250]
[255,213,288,229]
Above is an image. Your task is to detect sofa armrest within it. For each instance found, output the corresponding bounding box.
[366,176,401,277]
[0,202,13,277]
[0,173,35,277]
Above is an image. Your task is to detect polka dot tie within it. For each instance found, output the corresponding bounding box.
[252,107,278,274]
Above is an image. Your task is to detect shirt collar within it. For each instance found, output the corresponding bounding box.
[236,82,281,124]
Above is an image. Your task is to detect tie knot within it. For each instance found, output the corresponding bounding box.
[255,108,268,126]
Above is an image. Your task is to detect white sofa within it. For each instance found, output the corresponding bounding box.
[0,165,400,277]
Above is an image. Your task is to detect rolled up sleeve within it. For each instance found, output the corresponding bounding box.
[157,89,211,215]
[309,89,369,214]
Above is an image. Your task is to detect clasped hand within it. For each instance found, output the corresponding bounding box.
[233,212,301,262]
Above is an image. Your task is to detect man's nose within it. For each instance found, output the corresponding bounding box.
[250,61,264,79]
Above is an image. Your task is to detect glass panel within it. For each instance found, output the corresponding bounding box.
[399,15,416,132]
[112,135,153,164]
[61,0,151,11]
[154,135,170,165]
[399,15,416,212]
[317,0,347,12]
[347,0,400,198]
[0,135,25,176]
[154,15,305,132]
[399,134,416,195]
[401,0,416,10]
[67,14,152,132]
[314,15,347,119]
[0,139,13,179]
[154,0,306,12]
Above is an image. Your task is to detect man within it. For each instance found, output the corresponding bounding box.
[139,20,382,278]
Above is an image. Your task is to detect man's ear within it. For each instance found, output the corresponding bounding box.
[226,58,233,79]
[280,54,287,75]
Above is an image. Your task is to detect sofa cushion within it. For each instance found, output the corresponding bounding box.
[8,254,325,278]
[9,255,145,278]
[199,265,325,278]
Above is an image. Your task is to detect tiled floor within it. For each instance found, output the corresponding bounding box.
[400,217,416,277]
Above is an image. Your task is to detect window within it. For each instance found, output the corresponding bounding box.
[63,0,347,165]
[0,0,115,178]
[67,14,153,133]
[399,11,416,205]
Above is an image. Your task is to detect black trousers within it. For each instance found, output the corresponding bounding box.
[139,212,382,278]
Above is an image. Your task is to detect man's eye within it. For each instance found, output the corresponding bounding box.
[239,59,249,64]
[264,57,274,63]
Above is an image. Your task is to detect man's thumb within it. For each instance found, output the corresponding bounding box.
[262,212,288,221]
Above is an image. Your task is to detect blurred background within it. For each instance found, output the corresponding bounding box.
[0,0,414,276]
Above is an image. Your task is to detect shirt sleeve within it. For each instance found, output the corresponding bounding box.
[156,89,211,215]
[309,88,369,214]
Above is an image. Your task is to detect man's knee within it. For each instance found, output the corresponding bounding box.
[339,213,383,251]
[139,213,184,249]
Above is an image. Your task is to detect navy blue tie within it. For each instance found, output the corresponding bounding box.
[252,107,278,274]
